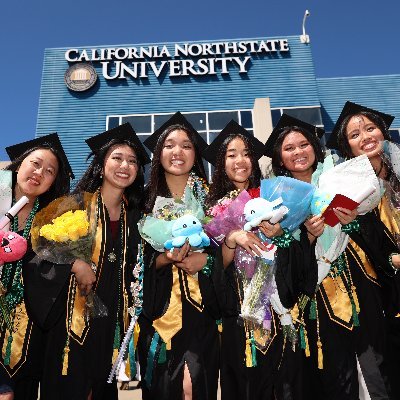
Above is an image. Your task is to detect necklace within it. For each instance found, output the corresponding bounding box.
[107,206,124,263]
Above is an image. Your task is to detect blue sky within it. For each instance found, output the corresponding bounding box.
[1,0,399,160]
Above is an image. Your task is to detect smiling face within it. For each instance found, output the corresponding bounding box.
[346,115,385,162]
[160,129,195,177]
[224,137,252,189]
[102,144,138,190]
[280,131,316,179]
[15,149,59,200]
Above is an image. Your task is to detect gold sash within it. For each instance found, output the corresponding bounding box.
[1,301,31,376]
[152,265,203,346]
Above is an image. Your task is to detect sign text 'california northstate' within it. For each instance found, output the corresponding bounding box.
[65,40,290,80]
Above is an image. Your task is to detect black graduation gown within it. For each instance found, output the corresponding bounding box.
[21,200,141,400]
[302,212,395,400]
[0,240,70,400]
[137,243,220,400]
[216,227,315,400]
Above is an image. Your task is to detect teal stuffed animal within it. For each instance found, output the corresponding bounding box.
[164,214,210,249]
[310,189,333,216]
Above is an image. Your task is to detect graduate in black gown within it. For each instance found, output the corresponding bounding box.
[25,123,150,400]
[204,120,315,400]
[330,101,400,399]
[0,134,72,399]
[137,113,219,400]
[268,113,397,399]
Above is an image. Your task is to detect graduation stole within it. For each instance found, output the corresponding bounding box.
[152,265,203,349]
[67,193,128,344]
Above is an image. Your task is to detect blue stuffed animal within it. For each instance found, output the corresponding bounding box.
[164,214,210,249]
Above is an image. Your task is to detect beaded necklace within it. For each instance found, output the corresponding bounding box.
[186,171,208,208]
[0,198,39,365]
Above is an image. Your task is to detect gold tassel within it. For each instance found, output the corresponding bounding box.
[134,323,140,349]
[317,340,323,369]
[352,285,360,313]
[62,346,70,376]
[112,348,119,364]
[245,339,253,368]
[125,357,131,377]
[166,340,172,351]
[304,328,310,358]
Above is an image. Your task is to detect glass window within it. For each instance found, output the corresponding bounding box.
[107,117,120,129]
[184,113,207,131]
[282,107,322,126]
[154,114,174,130]
[208,111,239,130]
[271,109,282,127]
[240,111,253,129]
[122,116,151,133]
[389,129,400,144]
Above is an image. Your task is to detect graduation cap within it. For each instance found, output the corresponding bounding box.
[143,112,207,153]
[203,120,265,166]
[6,133,74,179]
[326,101,395,150]
[86,122,151,165]
[264,114,325,158]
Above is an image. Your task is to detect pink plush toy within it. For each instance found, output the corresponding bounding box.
[0,231,27,265]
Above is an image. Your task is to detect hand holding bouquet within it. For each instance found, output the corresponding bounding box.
[31,192,107,318]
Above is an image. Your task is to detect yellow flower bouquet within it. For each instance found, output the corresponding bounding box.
[31,192,97,265]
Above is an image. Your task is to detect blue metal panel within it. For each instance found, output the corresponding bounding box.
[317,75,400,132]
[36,36,319,180]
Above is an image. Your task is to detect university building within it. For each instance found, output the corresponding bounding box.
[37,35,400,179]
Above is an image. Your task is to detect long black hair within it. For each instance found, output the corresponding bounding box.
[5,145,71,209]
[271,126,325,177]
[144,124,207,213]
[206,134,261,208]
[336,111,391,159]
[74,138,145,209]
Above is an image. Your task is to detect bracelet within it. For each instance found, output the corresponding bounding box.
[271,228,294,248]
[341,219,360,234]
[389,253,399,274]
[200,254,214,277]
[223,237,236,250]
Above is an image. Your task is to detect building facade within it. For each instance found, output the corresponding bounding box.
[37,35,400,180]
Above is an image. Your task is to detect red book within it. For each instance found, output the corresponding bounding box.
[321,194,359,227]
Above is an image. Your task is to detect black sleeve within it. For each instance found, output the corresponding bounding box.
[275,226,317,309]
[198,245,222,320]
[22,249,71,330]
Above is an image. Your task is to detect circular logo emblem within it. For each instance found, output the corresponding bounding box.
[64,63,97,92]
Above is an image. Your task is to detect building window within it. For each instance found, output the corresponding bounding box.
[271,106,323,127]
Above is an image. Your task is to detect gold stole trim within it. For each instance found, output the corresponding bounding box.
[152,265,204,344]
[320,275,353,330]
[1,302,31,375]
[379,195,400,238]
[153,265,182,344]
[348,241,378,284]
[69,193,107,343]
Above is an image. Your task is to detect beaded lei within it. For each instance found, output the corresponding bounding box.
[0,198,39,365]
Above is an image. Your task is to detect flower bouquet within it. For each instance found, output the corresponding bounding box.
[31,192,107,318]
[240,177,315,347]
[138,187,208,251]
[311,154,382,284]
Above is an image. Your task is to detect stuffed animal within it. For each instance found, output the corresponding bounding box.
[164,214,210,250]
[0,230,28,265]
[243,197,288,231]
[310,189,334,216]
